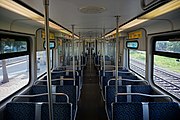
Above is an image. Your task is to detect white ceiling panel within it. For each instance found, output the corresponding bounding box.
[19,0,144,38]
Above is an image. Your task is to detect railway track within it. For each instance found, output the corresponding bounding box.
[130,59,180,98]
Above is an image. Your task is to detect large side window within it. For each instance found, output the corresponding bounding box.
[0,34,30,102]
[129,49,146,78]
[153,37,180,99]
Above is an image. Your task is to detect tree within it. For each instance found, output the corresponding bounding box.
[167,42,180,53]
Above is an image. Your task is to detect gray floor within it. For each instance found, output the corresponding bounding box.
[76,55,108,120]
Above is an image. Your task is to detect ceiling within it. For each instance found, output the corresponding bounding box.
[19,0,144,38]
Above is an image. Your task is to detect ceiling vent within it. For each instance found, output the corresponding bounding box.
[79,6,106,14]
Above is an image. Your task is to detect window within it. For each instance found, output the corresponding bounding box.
[129,50,146,78]
[126,41,139,49]
[37,50,53,78]
[0,40,27,54]
[0,34,30,102]
[43,41,55,49]
[153,39,180,99]
[155,41,180,54]
[0,56,29,102]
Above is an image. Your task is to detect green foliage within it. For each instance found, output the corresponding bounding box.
[130,50,146,62]
[154,55,180,73]
[156,41,180,53]
[167,41,180,53]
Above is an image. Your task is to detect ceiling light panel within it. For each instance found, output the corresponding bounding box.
[0,0,42,20]
[140,0,180,19]
[79,6,106,14]
[0,0,79,38]
[105,0,180,38]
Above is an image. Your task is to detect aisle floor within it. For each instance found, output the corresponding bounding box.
[76,55,108,120]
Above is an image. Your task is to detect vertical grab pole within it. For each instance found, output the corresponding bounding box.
[72,25,75,80]
[43,0,54,120]
[103,28,106,72]
[115,16,120,102]
[79,33,81,71]
[102,36,104,73]
[90,36,92,78]
[100,34,103,71]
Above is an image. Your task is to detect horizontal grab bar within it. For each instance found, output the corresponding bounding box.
[116,93,173,102]
[12,93,69,103]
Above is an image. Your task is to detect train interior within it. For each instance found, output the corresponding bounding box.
[0,0,180,120]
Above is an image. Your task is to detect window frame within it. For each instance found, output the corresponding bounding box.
[0,34,31,104]
[151,34,180,101]
[0,34,30,60]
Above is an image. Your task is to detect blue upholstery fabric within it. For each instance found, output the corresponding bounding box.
[150,102,180,120]
[113,102,143,120]
[102,73,139,98]
[41,103,72,120]
[6,102,35,120]
[112,102,180,120]
[81,56,86,65]
[29,85,65,102]
[29,85,77,118]
[43,72,66,79]
[56,86,77,118]
[106,85,153,120]
[94,55,100,65]
[105,56,111,61]
[5,102,72,120]
[42,71,79,86]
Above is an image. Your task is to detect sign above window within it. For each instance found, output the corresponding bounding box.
[126,41,139,49]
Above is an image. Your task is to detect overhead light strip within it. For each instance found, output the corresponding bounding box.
[0,0,79,39]
[140,0,180,19]
[105,0,180,38]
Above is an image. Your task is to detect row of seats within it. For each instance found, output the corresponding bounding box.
[5,55,88,120]
[93,56,179,120]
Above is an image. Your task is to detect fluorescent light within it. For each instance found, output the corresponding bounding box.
[0,0,42,20]
[105,19,147,38]
[0,0,79,38]
[105,0,180,38]
[140,0,180,19]
[120,19,148,29]
[105,29,123,38]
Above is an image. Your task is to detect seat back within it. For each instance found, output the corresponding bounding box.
[30,85,77,107]
[106,85,153,109]
[5,102,72,120]
[112,102,180,120]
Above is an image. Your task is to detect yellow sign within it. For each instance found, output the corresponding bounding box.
[41,30,55,40]
[58,38,63,46]
[128,30,142,39]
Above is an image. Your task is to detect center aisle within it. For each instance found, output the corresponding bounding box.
[76,55,108,120]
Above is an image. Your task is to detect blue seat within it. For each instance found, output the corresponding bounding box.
[105,56,111,61]
[105,85,153,120]
[5,102,72,120]
[102,73,139,99]
[112,102,180,120]
[81,56,86,65]
[108,79,148,86]
[42,71,79,86]
[29,85,77,119]
[94,55,100,66]
[45,72,66,79]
